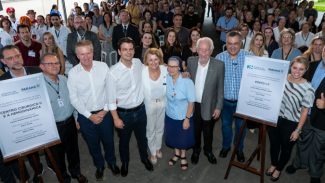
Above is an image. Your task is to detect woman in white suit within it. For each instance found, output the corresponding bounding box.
[142,48,168,164]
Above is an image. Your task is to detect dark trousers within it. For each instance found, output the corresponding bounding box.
[0,150,16,183]
[193,103,216,153]
[117,105,148,163]
[78,113,116,169]
[268,117,297,171]
[48,116,81,178]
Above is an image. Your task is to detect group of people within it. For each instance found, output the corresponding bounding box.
[0,0,324,183]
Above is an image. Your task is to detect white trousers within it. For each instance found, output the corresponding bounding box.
[145,99,165,156]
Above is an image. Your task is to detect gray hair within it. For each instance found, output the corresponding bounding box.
[167,56,182,66]
[196,37,214,51]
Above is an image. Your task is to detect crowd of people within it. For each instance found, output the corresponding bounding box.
[0,0,324,183]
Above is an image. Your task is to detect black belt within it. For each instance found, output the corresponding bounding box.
[225,99,237,103]
[91,109,103,114]
[117,102,144,112]
[56,115,73,126]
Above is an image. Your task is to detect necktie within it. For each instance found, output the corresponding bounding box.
[123,25,127,37]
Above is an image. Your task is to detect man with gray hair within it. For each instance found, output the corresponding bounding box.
[187,37,225,165]
[66,16,101,66]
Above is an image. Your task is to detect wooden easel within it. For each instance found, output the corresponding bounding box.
[4,140,64,183]
[224,113,276,183]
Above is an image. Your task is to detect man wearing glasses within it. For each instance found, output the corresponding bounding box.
[0,45,42,182]
[40,53,88,183]
[216,31,251,163]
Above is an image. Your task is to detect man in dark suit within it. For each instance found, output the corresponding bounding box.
[112,9,140,51]
[0,45,42,182]
[187,37,225,165]
[67,15,101,66]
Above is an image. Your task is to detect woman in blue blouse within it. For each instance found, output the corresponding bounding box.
[271,29,301,61]
[165,56,195,171]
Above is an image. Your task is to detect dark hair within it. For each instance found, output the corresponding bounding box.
[142,10,152,20]
[103,12,113,28]
[37,15,45,19]
[141,32,158,48]
[50,13,60,18]
[227,31,242,40]
[264,26,276,41]
[117,37,135,50]
[188,27,201,46]
[17,24,30,33]
[40,53,58,63]
[0,18,12,29]
[51,4,58,10]
[173,13,183,19]
[1,45,20,59]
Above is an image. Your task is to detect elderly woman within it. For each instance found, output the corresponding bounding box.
[165,56,195,171]
[302,36,325,62]
[142,48,168,164]
[266,56,315,181]
[271,29,301,61]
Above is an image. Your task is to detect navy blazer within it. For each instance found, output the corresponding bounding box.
[112,24,140,51]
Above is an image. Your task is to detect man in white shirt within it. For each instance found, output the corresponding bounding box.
[49,13,71,57]
[108,37,153,177]
[187,37,225,165]
[67,40,119,181]
[35,15,49,41]
[273,16,287,43]
[239,23,251,51]
[295,22,315,48]
[6,7,18,31]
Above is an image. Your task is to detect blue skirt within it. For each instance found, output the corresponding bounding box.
[164,115,195,149]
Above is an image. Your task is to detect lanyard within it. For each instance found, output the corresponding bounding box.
[55,29,60,38]
[302,32,309,42]
[282,47,292,60]
[46,79,60,98]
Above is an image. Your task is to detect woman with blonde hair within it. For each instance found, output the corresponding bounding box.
[40,32,65,74]
[249,32,269,57]
[142,48,168,164]
[302,36,325,63]
[271,29,301,61]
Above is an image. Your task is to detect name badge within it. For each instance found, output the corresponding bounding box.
[164,20,169,24]
[57,98,64,107]
[28,50,36,57]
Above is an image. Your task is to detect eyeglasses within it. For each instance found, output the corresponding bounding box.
[42,62,60,66]
[282,35,292,39]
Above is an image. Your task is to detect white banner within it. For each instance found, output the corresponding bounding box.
[236,56,290,124]
[0,73,59,159]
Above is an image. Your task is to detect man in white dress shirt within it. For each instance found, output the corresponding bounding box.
[49,13,71,57]
[108,37,153,177]
[295,22,315,48]
[67,40,119,181]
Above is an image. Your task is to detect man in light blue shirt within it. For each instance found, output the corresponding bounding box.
[216,7,238,46]
[216,31,251,163]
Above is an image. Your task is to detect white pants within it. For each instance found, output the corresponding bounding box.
[145,99,165,156]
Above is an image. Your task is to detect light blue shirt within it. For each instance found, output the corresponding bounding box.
[44,74,74,122]
[166,74,195,120]
[216,49,251,100]
[311,61,325,90]
[216,16,238,42]
[271,47,301,61]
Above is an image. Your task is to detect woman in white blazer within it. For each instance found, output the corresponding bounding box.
[142,48,168,164]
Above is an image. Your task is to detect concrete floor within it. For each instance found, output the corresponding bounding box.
[13,14,322,183]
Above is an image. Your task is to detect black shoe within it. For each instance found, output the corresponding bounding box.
[191,151,200,164]
[142,159,154,171]
[108,164,120,176]
[236,151,245,163]
[285,165,297,174]
[121,163,128,177]
[72,174,88,183]
[310,177,321,183]
[95,167,104,181]
[219,148,230,158]
[270,171,281,182]
[32,175,40,183]
[204,152,217,164]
